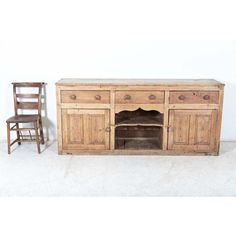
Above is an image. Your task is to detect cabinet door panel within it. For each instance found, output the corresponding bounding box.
[62,109,110,150]
[67,112,84,144]
[168,110,217,152]
[173,113,190,145]
[195,114,212,145]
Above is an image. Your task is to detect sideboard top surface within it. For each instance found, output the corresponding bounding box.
[56,79,224,87]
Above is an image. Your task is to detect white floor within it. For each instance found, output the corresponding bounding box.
[0,141,236,197]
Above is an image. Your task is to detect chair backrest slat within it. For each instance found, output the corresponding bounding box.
[16,94,40,99]
[16,102,40,110]
[13,83,44,88]
[12,82,45,115]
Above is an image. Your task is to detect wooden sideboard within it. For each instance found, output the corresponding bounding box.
[56,79,224,155]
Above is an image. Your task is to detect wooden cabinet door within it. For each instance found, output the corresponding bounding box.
[168,110,218,152]
[62,109,110,150]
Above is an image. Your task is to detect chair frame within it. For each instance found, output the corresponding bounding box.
[6,82,45,154]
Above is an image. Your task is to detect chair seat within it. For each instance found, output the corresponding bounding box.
[6,115,40,123]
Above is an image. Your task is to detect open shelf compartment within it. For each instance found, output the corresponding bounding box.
[115,108,163,150]
[115,126,163,150]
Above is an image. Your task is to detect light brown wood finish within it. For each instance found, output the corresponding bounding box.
[215,89,224,154]
[162,90,169,150]
[110,90,115,150]
[56,79,222,86]
[169,91,219,104]
[168,110,218,152]
[62,109,110,151]
[56,79,224,155]
[115,91,164,104]
[61,90,110,104]
[115,104,164,113]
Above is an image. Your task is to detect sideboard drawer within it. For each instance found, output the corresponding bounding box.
[169,91,219,104]
[115,91,164,104]
[61,90,110,104]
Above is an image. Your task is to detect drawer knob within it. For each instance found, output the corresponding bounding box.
[124,95,131,100]
[149,94,156,100]
[95,95,101,100]
[105,127,111,132]
[70,95,77,100]
[203,95,210,100]
[178,95,186,100]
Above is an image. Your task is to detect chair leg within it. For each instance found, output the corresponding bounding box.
[7,123,11,155]
[16,123,21,145]
[39,118,44,145]
[34,122,41,154]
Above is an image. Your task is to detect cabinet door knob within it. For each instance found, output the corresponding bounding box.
[203,95,210,100]
[105,127,111,132]
[70,95,77,100]
[178,95,186,100]
[149,94,156,100]
[124,95,131,100]
[95,95,101,100]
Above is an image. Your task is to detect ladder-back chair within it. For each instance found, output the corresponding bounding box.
[6,82,45,154]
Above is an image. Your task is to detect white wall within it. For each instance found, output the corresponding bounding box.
[0,40,236,141]
[0,0,236,141]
